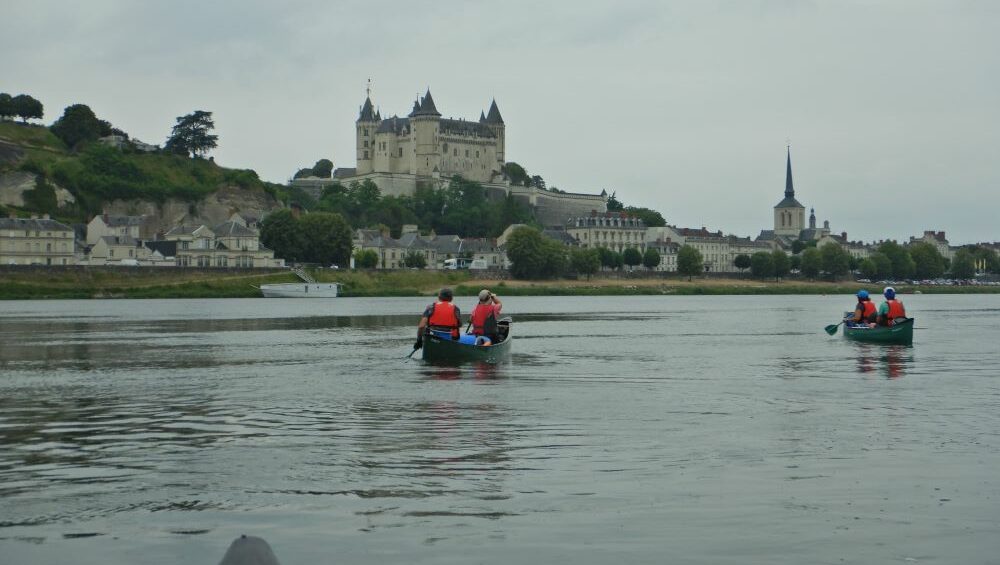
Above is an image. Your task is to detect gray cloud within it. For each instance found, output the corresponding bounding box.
[2,0,997,243]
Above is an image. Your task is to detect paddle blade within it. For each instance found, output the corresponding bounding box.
[824,324,840,335]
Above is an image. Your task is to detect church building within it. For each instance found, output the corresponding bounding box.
[773,147,805,237]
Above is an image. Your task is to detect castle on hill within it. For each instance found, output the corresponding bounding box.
[319,86,606,226]
[355,89,506,185]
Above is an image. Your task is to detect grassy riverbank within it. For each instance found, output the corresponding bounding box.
[2,268,998,299]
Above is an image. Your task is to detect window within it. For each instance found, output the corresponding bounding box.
[363,140,368,148]
[46,243,51,251]
[476,150,480,158]
[363,128,369,136]
[399,148,403,157]
[465,149,469,157]
[110,249,114,257]
[364,150,369,159]
[453,148,457,156]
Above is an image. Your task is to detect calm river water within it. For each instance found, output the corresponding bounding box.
[1,295,999,564]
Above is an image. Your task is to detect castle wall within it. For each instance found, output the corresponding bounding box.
[437,135,498,183]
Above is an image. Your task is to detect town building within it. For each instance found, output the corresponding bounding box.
[0,215,76,265]
[566,211,647,253]
[86,214,150,246]
[646,225,773,273]
[164,222,283,268]
[908,230,956,260]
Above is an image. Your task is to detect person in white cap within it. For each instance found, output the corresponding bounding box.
[469,289,502,341]
[876,286,907,326]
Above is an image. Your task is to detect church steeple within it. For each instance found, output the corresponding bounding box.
[785,146,794,198]
[809,207,816,229]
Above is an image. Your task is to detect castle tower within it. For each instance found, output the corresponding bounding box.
[773,147,806,237]
[485,99,505,167]
[409,89,441,176]
[356,95,378,175]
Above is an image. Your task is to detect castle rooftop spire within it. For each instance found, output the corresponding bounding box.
[412,88,441,117]
[358,96,375,122]
[486,99,503,124]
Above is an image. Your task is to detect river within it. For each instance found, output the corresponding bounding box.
[1,295,998,564]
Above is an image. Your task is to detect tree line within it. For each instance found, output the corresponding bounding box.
[310,176,535,239]
[505,227,663,279]
[0,93,43,122]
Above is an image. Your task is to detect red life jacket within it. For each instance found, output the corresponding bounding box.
[886,299,906,325]
[860,300,877,319]
[470,304,499,336]
[428,301,460,337]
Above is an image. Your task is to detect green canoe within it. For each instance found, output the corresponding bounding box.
[422,318,513,364]
[843,317,914,345]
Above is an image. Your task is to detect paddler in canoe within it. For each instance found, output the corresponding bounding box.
[413,287,462,353]
[875,286,907,327]
[849,289,877,328]
[468,288,503,345]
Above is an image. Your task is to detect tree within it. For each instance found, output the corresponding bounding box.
[622,247,642,270]
[505,226,548,279]
[165,110,218,158]
[750,251,774,279]
[299,212,352,266]
[734,254,751,276]
[870,252,892,280]
[293,167,314,179]
[951,248,976,279]
[403,250,427,269]
[771,250,790,280]
[791,239,807,254]
[597,247,617,270]
[530,175,545,190]
[677,244,703,281]
[605,191,623,211]
[260,209,306,263]
[353,249,379,268]
[312,159,334,178]
[11,94,43,122]
[908,241,946,279]
[877,241,915,280]
[501,162,530,186]
[800,247,822,279]
[789,254,801,271]
[820,243,851,280]
[0,93,13,120]
[642,247,661,270]
[570,248,600,279]
[50,104,103,148]
[624,206,666,227]
[859,259,878,280]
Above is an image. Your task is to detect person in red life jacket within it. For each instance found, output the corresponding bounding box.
[851,289,877,327]
[876,286,907,326]
[415,287,462,350]
[469,289,502,339]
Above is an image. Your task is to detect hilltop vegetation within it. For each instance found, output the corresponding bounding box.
[0,100,289,224]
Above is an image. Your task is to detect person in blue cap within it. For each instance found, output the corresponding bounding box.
[851,289,877,326]
[876,286,907,326]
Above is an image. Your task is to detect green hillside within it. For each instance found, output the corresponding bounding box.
[0,121,286,222]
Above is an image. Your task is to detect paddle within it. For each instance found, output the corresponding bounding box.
[824,320,846,335]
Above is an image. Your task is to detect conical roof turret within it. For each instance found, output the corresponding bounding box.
[479,110,487,123]
[358,96,376,122]
[411,89,441,117]
[485,99,503,124]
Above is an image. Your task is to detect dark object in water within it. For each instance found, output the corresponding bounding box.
[219,535,281,565]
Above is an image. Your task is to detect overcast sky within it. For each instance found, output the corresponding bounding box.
[3,0,998,243]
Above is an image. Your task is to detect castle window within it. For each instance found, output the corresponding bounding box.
[476,150,480,158]
[465,149,469,157]
[443,143,448,152]
[453,148,457,156]
[364,150,369,159]
[363,140,368,148]
[399,148,403,157]
[363,128,368,136]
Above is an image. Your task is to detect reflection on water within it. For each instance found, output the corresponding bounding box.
[1,296,1000,565]
[853,344,914,379]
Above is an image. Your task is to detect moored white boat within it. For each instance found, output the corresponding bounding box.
[259,282,339,298]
